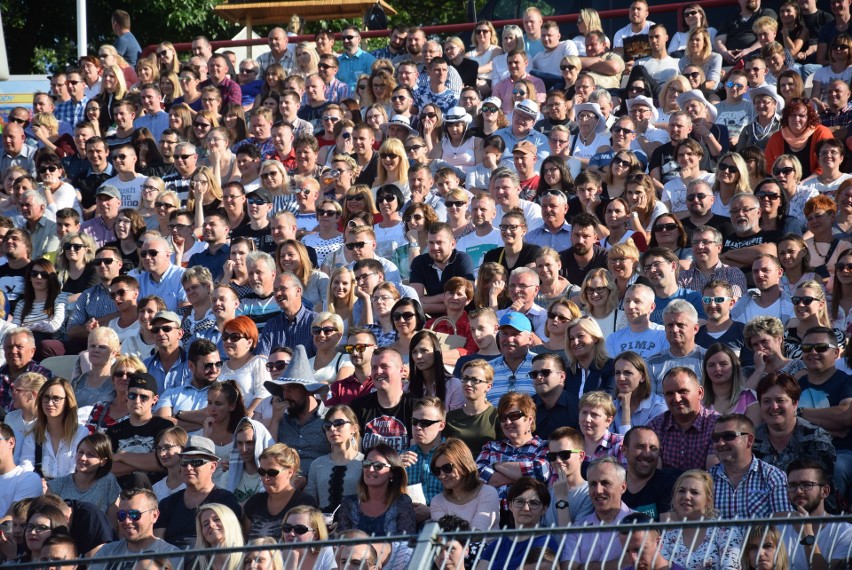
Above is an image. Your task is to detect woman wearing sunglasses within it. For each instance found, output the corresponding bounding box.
[337,443,416,536]
[755,178,803,238]
[388,298,427,364]
[21,377,90,479]
[374,185,406,261]
[188,110,219,153]
[280,506,335,569]
[372,139,409,199]
[56,232,97,307]
[309,312,355,384]
[13,259,66,352]
[152,189,181,238]
[784,280,845,360]
[648,213,692,270]
[305,405,364,514]
[339,185,380,232]
[418,103,444,158]
[195,503,245,570]
[71,327,121,408]
[805,195,852,284]
[243,443,318,539]
[532,298,580,362]
[602,150,642,201]
[35,154,79,214]
[218,317,272,415]
[47,432,120,513]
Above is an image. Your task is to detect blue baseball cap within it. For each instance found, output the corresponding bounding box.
[499,311,532,333]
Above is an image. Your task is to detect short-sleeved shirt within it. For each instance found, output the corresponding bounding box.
[351,391,415,453]
[409,249,475,297]
[799,369,852,450]
[559,245,609,286]
[155,488,242,548]
[623,468,681,520]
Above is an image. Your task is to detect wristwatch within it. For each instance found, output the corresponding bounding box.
[175,410,183,421]
[800,535,816,547]
[555,500,569,510]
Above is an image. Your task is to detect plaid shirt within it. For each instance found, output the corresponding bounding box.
[582,430,626,466]
[256,305,318,357]
[476,436,550,507]
[647,406,720,471]
[0,361,53,412]
[67,283,117,327]
[820,102,852,128]
[55,97,88,126]
[405,441,444,504]
[709,457,792,519]
[324,78,351,103]
[677,261,748,299]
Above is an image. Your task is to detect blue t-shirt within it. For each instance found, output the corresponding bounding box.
[650,288,707,324]
[800,370,852,450]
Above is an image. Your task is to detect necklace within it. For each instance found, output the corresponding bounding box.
[752,116,778,141]
[579,130,596,145]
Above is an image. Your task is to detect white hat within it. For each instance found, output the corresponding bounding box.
[444,106,472,124]
[626,95,659,122]
[676,89,718,122]
[380,115,417,137]
[514,99,539,118]
[573,102,608,134]
[482,96,502,109]
[749,86,785,115]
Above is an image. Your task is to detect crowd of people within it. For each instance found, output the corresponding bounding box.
[4,0,852,568]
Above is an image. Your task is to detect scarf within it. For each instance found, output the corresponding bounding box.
[780,125,815,150]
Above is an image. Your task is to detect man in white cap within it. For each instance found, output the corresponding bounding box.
[154,435,242,548]
[267,344,330,477]
[678,89,729,166]
[381,115,417,143]
[627,95,669,156]
[494,99,549,169]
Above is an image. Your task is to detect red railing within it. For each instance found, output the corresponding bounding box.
[142,0,740,57]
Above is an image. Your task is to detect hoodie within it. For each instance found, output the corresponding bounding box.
[225,416,275,498]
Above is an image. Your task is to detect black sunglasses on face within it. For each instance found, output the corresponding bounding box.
[151,325,176,334]
[323,419,352,431]
[266,360,289,372]
[127,392,151,403]
[430,463,455,476]
[63,243,85,252]
[411,417,442,428]
[546,450,579,462]
[392,311,416,321]
[499,410,525,423]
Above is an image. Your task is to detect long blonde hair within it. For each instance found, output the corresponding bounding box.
[194,504,244,570]
[564,316,610,372]
[326,266,356,315]
[795,280,832,327]
[685,27,713,66]
[374,138,409,187]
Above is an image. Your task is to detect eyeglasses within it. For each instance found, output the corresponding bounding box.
[773,166,795,176]
[155,444,181,453]
[717,163,739,174]
[62,242,85,252]
[702,296,731,304]
[345,194,365,202]
[421,112,438,119]
[30,270,50,279]
[800,343,837,353]
[312,326,338,336]
[127,392,152,403]
[460,376,488,385]
[344,344,376,354]
[684,72,701,80]
[317,209,339,217]
[202,361,224,372]
[586,286,610,297]
[546,450,581,462]
[729,207,758,216]
[756,191,780,200]
[792,295,821,306]
[94,257,115,266]
[168,223,192,231]
[151,325,177,334]
[38,165,59,174]
[377,195,397,203]
[362,460,390,471]
[528,369,553,379]
[26,524,53,533]
[643,260,670,273]
[174,154,195,161]
[117,508,156,522]
[346,241,368,251]
[499,224,522,232]
[711,431,750,443]
[257,467,284,477]
[41,395,66,405]
[499,410,525,423]
[654,223,679,232]
[411,417,442,428]
[511,498,543,510]
[221,332,248,343]
[179,458,211,468]
[786,481,825,492]
[392,311,416,321]
[323,419,352,431]
[282,523,312,535]
[155,201,177,209]
[547,312,571,323]
[686,193,709,201]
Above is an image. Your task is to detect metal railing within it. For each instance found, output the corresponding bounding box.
[141,0,740,57]
[14,514,852,570]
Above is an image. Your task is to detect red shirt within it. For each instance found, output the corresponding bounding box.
[326,374,374,406]
[425,311,478,355]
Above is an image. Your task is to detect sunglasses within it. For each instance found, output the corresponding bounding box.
[377,195,397,203]
[560,64,577,71]
[30,270,50,279]
[362,460,390,471]
[702,295,731,304]
[380,153,399,160]
[62,242,85,252]
[654,223,679,232]
[94,257,115,266]
[247,197,269,206]
[221,332,248,343]
[756,191,780,200]
[430,463,455,476]
[265,361,289,372]
[547,312,571,322]
[312,326,338,335]
[155,201,177,209]
[151,325,176,334]
[499,410,525,423]
[345,241,367,250]
[281,523,312,535]
[323,419,352,431]
[792,295,820,305]
[42,395,65,405]
[800,343,837,353]
[711,431,749,443]
[546,450,580,462]
[193,122,211,129]
[684,72,701,80]
[421,112,438,119]
[461,376,488,385]
[528,369,554,379]
[202,361,224,372]
[174,154,195,161]
[836,262,852,272]
[344,343,376,354]
[180,458,210,468]
[686,193,709,201]
[38,165,59,174]
[127,392,152,403]
[773,167,795,176]
[317,209,339,217]
[346,194,365,201]
[717,163,739,173]
[411,417,442,428]
[108,288,127,299]
[140,249,161,258]
[257,467,284,477]
[725,81,745,90]
[392,311,416,321]
[611,126,634,136]
[117,508,155,522]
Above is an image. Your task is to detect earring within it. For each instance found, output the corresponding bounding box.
[350,435,357,449]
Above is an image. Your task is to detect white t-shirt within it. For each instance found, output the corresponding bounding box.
[635,55,680,83]
[103,173,146,208]
[801,172,852,201]
[0,465,43,517]
[108,316,140,346]
[456,227,503,271]
[495,200,544,231]
[218,355,272,405]
[531,41,579,75]
[613,21,654,48]
[663,173,716,214]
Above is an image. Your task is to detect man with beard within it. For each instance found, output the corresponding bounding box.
[559,213,608,285]
[257,272,318,357]
[647,301,706,394]
[225,417,275,503]
[488,312,537,405]
[90,488,179,570]
[156,339,221,430]
[641,247,705,324]
[351,347,415,453]
[532,354,579,439]
[497,268,548,341]
[731,254,795,324]
[716,0,778,64]
[622,427,679,520]
[525,190,572,251]
[372,25,408,60]
[188,211,230,282]
[328,328,376,406]
[720,192,779,286]
[605,284,669,360]
[396,27,427,66]
[266,345,330,477]
[559,457,635,567]
[239,251,279,331]
[409,222,474,316]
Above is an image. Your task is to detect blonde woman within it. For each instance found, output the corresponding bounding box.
[156,41,180,75]
[188,165,224,228]
[608,240,642,302]
[96,64,129,131]
[784,280,846,359]
[280,506,335,569]
[372,138,409,196]
[574,9,611,55]
[580,268,627,337]
[98,45,138,88]
[612,351,667,434]
[467,20,503,86]
[325,266,356,334]
[741,525,790,570]
[71,327,120,408]
[565,317,615,396]
[133,54,159,90]
[711,151,751,216]
[277,240,329,309]
[5,371,46,463]
[531,298,581,359]
[678,28,722,90]
[534,247,579,307]
[244,537,285,570]
[309,312,355,383]
[195,504,244,570]
[625,173,668,234]
[85,354,146,432]
[294,42,319,77]
[657,75,691,124]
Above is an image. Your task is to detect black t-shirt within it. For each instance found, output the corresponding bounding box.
[351,392,415,453]
[649,142,679,187]
[722,229,782,286]
[0,262,30,311]
[623,468,681,520]
[243,490,317,540]
[451,58,479,88]
[230,222,277,254]
[61,263,99,294]
[567,197,609,222]
[73,170,113,209]
[107,416,174,485]
[66,499,116,554]
[483,243,542,273]
[681,215,736,246]
[355,153,379,187]
[559,245,609,286]
[696,321,754,367]
[721,8,779,51]
[155,488,242,549]
[803,10,834,46]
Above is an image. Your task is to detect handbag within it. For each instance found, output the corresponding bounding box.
[426,316,467,351]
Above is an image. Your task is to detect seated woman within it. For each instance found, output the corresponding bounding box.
[408,330,464,411]
[276,239,329,312]
[531,298,581,361]
[534,247,579,307]
[309,312,355,384]
[5,372,45,463]
[218,316,272,413]
[564,317,615,397]
[280,505,335,569]
[780,237,815,298]
[46,433,120,514]
[757,179,804,238]
[577,391,625,465]
[195,504,244,570]
[752,372,836,475]
[482,209,541,273]
[804,195,852,284]
[741,525,791,570]
[305,405,364,514]
[71,327,120,409]
[649,213,692,270]
[388,298,426,363]
[362,281,400,347]
[579,268,627,338]
[196,380,248,487]
[152,425,188,501]
[429,438,500,531]
[612,351,667,435]
[831,249,852,337]
[13,259,67,358]
[336,443,417,536]
[702,344,760,426]
[784,280,846,359]
[608,240,642,303]
[243,443,317,539]
[85,355,146,432]
[660,470,743,568]
[745,316,806,388]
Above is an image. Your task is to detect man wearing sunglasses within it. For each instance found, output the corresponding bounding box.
[531,354,577,440]
[54,69,88,126]
[401,397,446,511]
[797,325,852,504]
[708,413,792,518]
[337,25,376,91]
[327,328,377,406]
[102,144,145,209]
[157,339,222,430]
[162,142,198,203]
[143,311,191,394]
[317,54,349,103]
[64,246,122,351]
[91,487,179,569]
[136,237,187,312]
[108,373,173,484]
[232,188,275,253]
[154,435,241,548]
[679,179,735,246]
[540,427,591,527]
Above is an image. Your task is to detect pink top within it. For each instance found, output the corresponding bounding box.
[430,484,500,531]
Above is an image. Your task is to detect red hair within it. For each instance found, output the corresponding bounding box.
[223,316,259,349]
